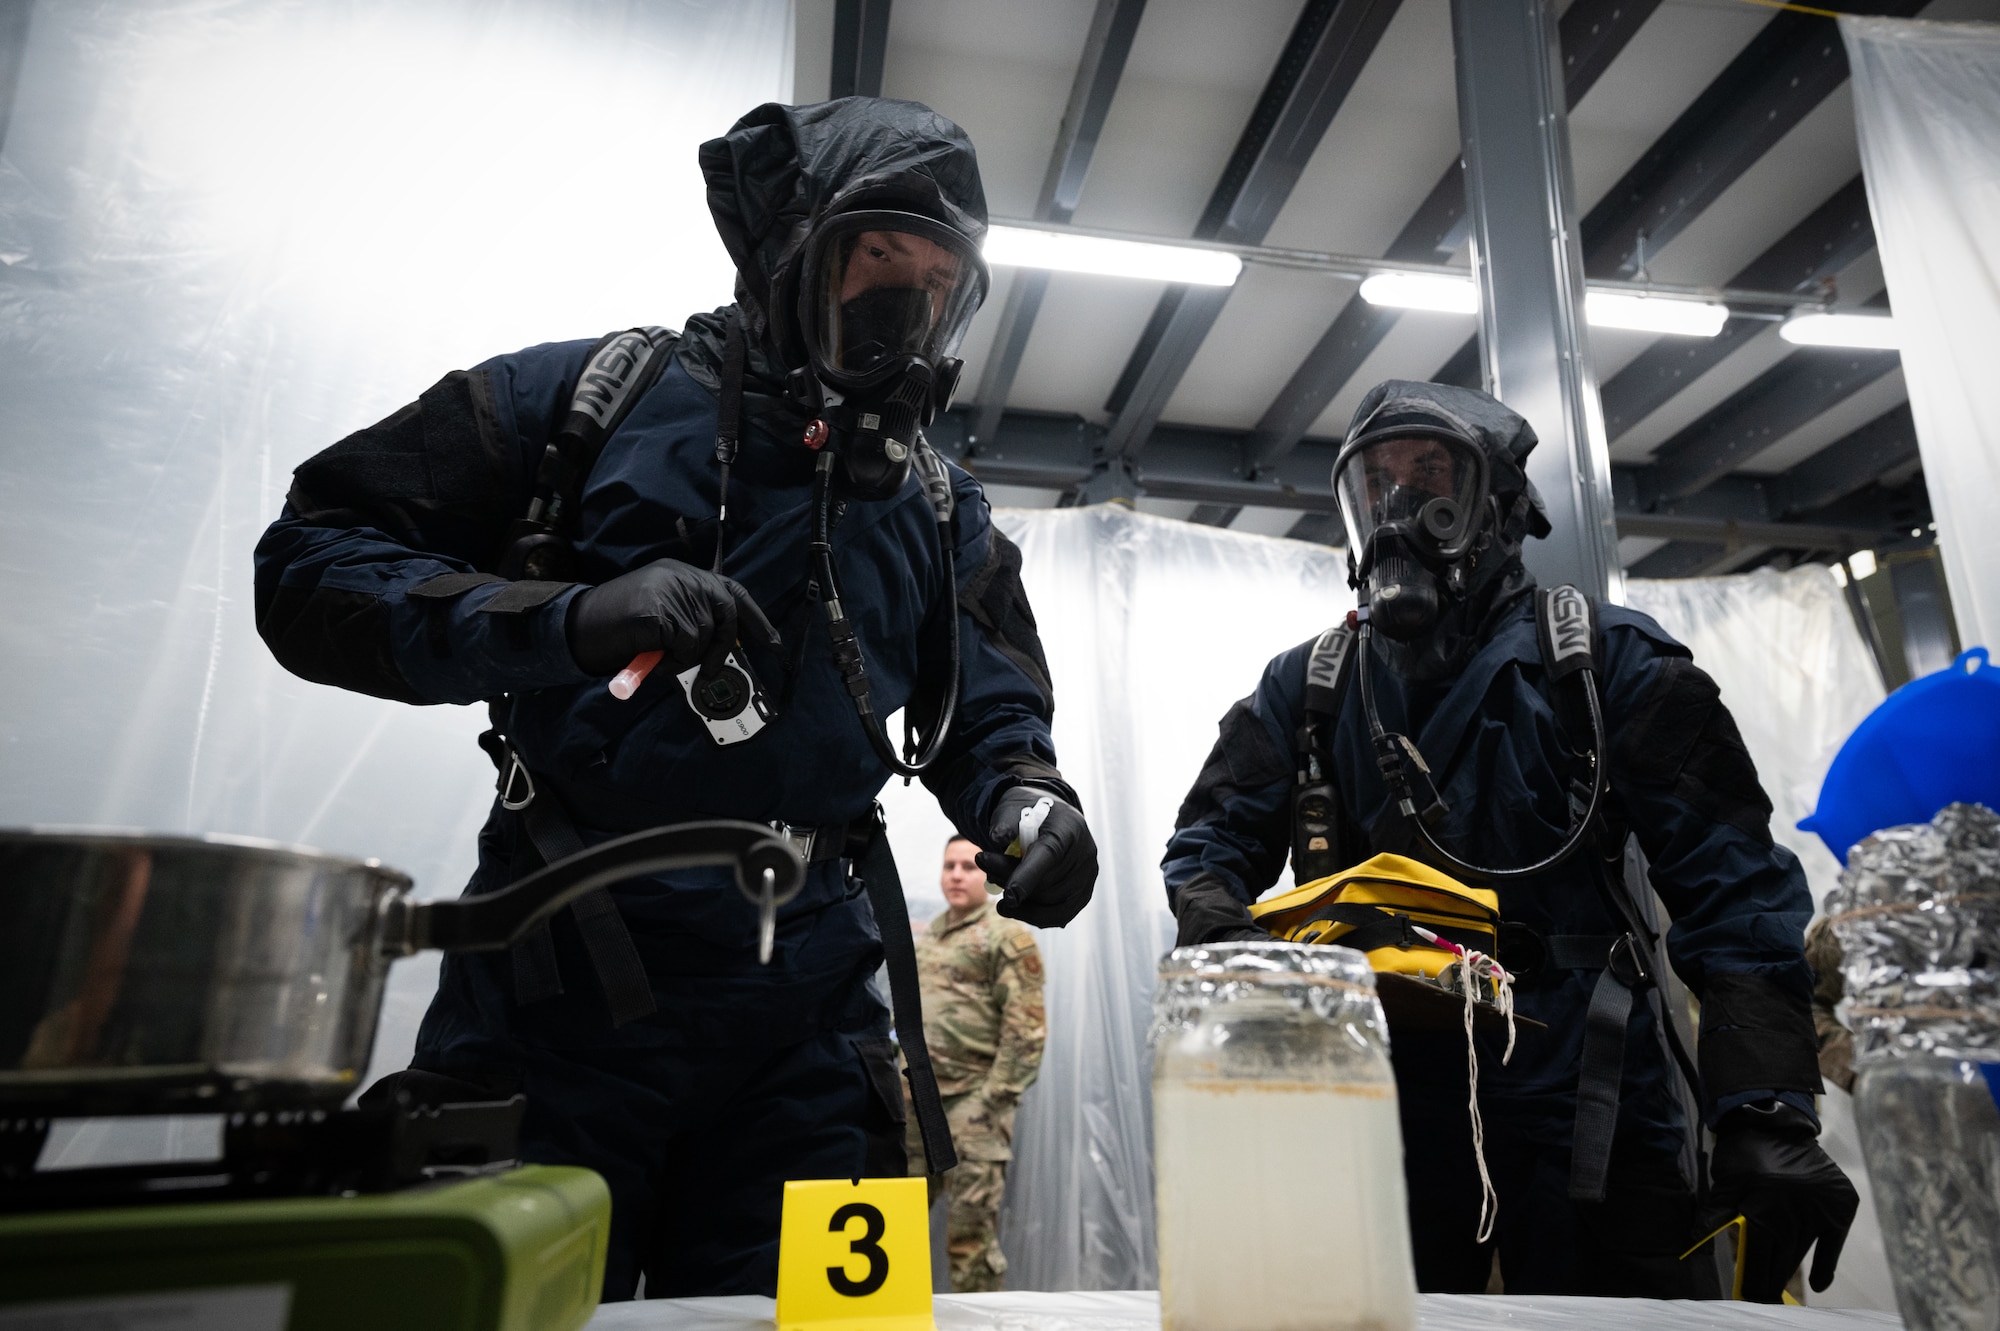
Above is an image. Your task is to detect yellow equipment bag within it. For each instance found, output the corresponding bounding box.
[1248,853,1501,979]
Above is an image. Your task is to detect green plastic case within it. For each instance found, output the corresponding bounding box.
[0,1164,610,1331]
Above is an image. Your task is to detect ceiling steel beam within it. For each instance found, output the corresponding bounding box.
[830,0,893,100]
[1643,347,1901,503]
[1580,2,1919,282]
[1240,0,1658,478]
[1098,0,1405,462]
[969,0,1148,447]
[1599,175,1875,440]
[1628,540,1780,579]
[1188,504,1243,527]
[1429,1,1917,397]
[938,405,1908,551]
[1769,401,1917,517]
[1616,514,1866,549]
[1286,511,1345,546]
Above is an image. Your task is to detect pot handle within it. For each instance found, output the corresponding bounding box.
[382,820,805,956]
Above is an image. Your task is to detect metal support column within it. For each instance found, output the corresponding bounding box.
[1450,0,1620,599]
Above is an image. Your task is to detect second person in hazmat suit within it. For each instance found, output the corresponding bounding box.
[1161,380,1855,1301]
[254,98,1098,1300]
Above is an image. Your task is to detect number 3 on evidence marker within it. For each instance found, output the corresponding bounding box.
[776,1177,933,1331]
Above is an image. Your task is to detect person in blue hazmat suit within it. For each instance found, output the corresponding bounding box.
[253,98,1098,1300]
[1161,380,1856,1301]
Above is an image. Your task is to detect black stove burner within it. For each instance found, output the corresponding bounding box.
[0,1096,525,1213]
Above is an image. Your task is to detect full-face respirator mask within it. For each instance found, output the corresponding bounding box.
[758,205,992,780]
[1331,411,1492,642]
[785,208,989,500]
[1328,393,1610,885]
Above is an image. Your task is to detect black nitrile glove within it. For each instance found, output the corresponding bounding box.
[566,558,780,677]
[1706,1100,1859,1302]
[1171,875,1270,948]
[977,786,1096,929]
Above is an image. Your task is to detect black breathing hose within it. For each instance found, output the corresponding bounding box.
[808,450,961,778]
[1356,621,1607,881]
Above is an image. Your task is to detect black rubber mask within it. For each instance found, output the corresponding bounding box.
[793,208,986,500]
[1332,427,1488,643]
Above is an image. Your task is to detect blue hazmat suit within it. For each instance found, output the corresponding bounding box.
[254,99,1068,1299]
[1162,383,1823,1297]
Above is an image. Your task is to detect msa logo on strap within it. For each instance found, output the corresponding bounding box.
[1304,624,1353,712]
[1541,585,1594,680]
[570,327,670,429]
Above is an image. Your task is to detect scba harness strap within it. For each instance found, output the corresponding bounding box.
[498,326,680,580]
[480,326,683,1022]
[465,327,961,1175]
[1288,586,1696,1203]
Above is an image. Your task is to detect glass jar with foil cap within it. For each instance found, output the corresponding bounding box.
[1151,941,1416,1331]
[1829,802,2000,1331]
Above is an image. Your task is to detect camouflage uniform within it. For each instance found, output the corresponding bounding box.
[1805,916,1855,1093]
[904,896,1046,1292]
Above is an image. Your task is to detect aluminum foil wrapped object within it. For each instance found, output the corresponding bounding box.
[1149,941,1388,1051]
[1827,802,2000,1065]
[1826,803,2000,1331]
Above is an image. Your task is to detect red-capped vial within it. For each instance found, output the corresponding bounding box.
[803,419,830,451]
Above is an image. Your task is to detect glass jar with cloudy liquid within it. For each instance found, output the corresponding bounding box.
[1152,942,1415,1331]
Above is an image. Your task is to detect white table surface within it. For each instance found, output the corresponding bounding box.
[584,1290,1903,1331]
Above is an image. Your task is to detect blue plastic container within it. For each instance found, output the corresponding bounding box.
[1800,646,2000,863]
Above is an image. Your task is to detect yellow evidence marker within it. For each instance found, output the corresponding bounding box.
[776,1176,935,1331]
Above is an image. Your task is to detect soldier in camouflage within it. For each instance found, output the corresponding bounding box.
[906,835,1047,1292]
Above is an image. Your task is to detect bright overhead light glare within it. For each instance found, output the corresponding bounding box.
[1359,271,1478,314]
[1829,562,1849,588]
[982,226,1241,286]
[1780,311,1900,350]
[1585,291,1728,338]
[1362,274,1725,336]
[1848,549,1878,581]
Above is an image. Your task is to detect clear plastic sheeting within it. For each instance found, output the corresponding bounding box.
[582,1290,1904,1331]
[1629,566,1896,1311]
[1829,804,2000,1066]
[1842,16,2000,652]
[1626,567,1887,910]
[0,1,792,1089]
[885,506,1355,1294]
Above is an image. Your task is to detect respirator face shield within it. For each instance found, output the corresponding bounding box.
[794,209,989,500]
[799,209,989,396]
[1333,427,1488,566]
[1331,425,1490,641]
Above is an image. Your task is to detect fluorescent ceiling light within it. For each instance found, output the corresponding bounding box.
[1360,271,1478,314]
[1362,273,1726,337]
[1585,291,1729,338]
[1780,311,1900,350]
[983,225,1240,286]
[1847,549,1878,581]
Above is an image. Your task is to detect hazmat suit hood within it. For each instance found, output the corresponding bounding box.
[674,98,989,440]
[1342,379,1552,680]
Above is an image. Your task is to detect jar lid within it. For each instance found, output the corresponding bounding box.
[1157,940,1375,988]
[1151,941,1386,1049]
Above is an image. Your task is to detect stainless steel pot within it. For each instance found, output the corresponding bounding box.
[0,823,804,1114]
